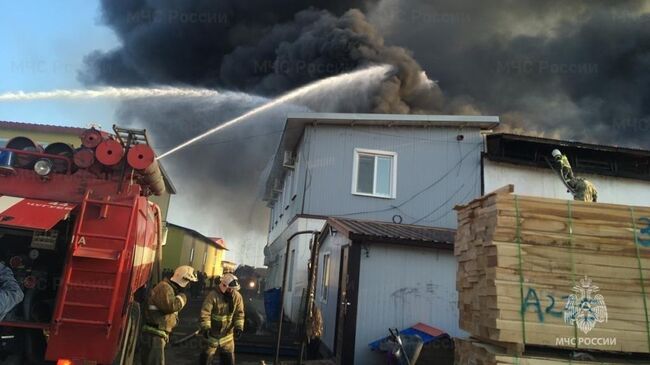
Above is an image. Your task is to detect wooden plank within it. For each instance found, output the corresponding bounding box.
[456,191,650,356]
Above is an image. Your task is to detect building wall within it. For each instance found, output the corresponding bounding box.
[264,217,325,322]
[0,128,80,147]
[267,125,483,251]
[162,225,184,270]
[163,225,224,278]
[484,159,650,206]
[314,231,350,353]
[301,125,482,229]
[353,243,464,365]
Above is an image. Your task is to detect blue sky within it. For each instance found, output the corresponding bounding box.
[0,1,118,128]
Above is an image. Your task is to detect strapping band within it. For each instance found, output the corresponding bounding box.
[515,195,527,345]
[567,201,579,349]
[630,207,650,352]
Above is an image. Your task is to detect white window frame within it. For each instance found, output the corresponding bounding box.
[320,252,331,303]
[351,148,397,199]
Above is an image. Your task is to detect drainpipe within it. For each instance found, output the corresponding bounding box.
[274,230,320,365]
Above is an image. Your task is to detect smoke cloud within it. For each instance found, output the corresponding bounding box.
[81,0,650,263]
[369,0,650,145]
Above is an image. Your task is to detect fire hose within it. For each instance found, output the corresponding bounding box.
[170,328,201,347]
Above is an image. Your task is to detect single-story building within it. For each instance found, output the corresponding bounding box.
[314,217,459,365]
[163,223,228,279]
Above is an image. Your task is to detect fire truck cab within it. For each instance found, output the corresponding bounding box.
[0,126,167,365]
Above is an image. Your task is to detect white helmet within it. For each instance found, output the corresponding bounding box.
[552,149,562,158]
[171,265,198,288]
[220,273,241,291]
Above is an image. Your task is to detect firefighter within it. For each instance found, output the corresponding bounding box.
[552,149,574,181]
[140,265,198,365]
[199,273,245,365]
[568,177,598,202]
[0,262,24,321]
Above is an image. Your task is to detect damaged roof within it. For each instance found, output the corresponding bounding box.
[485,133,650,181]
[325,217,455,249]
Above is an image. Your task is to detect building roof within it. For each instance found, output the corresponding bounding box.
[0,120,88,135]
[167,223,228,250]
[264,112,500,200]
[0,120,177,194]
[208,237,228,250]
[485,133,650,181]
[325,217,455,249]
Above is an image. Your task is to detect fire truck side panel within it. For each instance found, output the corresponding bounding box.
[45,195,158,364]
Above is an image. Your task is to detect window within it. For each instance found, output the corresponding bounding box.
[320,253,331,302]
[352,148,397,198]
[287,249,295,292]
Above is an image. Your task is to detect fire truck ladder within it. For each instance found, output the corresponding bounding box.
[112,125,150,148]
[53,191,138,337]
[113,125,153,193]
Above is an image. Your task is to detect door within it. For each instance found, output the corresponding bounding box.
[335,245,354,364]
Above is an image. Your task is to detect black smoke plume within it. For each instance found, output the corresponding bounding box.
[81,0,650,263]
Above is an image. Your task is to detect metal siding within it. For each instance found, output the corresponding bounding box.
[314,232,351,353]
[354,244,466,365]
[484,159,650,206]
[303,126,483,229]
[267,129,311,244]
[264,217,326,323]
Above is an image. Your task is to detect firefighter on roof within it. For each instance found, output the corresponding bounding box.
[551,149,598,202]
[141,265,198,365]
[199,272,245,365]
[552,149,575,181]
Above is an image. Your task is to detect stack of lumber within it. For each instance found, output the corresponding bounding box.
[455,185,650,354]
[455,338,649,365]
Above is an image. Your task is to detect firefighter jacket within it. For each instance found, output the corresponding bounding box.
[573,178,598,202]
[143,278,187,337]
[556,154,575,181]
[0,263,23,322]
[200,288,244,352]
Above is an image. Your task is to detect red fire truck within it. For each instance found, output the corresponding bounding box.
[0,126,167,364]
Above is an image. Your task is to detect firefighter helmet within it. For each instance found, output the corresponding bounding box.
[552,149,562,158]
[171,265,198,287]
[220,273,241,291]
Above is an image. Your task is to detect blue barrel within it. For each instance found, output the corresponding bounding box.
[264,288,282,323]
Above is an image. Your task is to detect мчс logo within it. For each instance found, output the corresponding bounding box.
[563,276,608,334]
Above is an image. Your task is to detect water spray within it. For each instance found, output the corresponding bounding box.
[0,87,222,101]
[156,64,392,160]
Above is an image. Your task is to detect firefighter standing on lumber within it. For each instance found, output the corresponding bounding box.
[199,272,245,365]
[551,149,598,202]
[141,265,198,365]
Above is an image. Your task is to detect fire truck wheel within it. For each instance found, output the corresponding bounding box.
[112,302,141,365]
